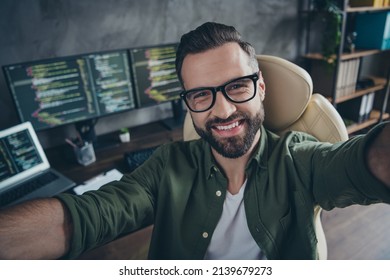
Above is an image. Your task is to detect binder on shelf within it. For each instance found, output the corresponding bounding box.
[347,59,360,97]
[360,95,369,122]
[335,60,346,99]
[338,95,368,123]
[349,0,384,7]
[355,11,390,50]
[380,0,390,6]
[335,59,360,99]
[364,92,375,121]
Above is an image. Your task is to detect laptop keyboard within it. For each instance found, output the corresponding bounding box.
[0,171,59,207]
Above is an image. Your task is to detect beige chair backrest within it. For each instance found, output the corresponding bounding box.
[182,55,349,260]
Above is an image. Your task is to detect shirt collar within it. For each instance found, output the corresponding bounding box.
[247,125,269,170]
[202,141,219,179]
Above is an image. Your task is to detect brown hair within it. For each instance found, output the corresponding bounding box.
[175,22,258,88]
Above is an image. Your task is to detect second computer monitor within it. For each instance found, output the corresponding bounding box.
[130,43,183,108]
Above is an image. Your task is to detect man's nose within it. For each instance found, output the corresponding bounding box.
[211,91,236,119]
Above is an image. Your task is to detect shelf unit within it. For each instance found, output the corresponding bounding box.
[302,0,390,135]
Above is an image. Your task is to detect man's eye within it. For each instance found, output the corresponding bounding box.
[227,80,251,93]
[227,82,245,92]
[189,90,211,100]
[230,84,242,90]
[195,91,208,98]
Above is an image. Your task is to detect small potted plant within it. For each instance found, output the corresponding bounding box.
[119,127,130,143]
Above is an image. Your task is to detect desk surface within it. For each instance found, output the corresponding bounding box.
[46,121,183,184]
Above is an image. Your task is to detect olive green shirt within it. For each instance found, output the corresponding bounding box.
[57,123,390,259]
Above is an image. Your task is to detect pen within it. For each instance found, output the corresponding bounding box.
[65,138,78,148]
[76,132,84,146]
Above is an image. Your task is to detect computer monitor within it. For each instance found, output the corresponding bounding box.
[129,43,184,127]
[3,49,136,140]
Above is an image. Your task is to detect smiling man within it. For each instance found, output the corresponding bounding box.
[0,22,389,260]
[180,41,265,196]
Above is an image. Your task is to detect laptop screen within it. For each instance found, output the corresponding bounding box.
[0,122,50,190]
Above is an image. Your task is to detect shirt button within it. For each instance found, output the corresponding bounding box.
[216,190,222,197]
[213,166,219,172]
[202,232,209,238]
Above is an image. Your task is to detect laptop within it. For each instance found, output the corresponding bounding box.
[0,122,76,208]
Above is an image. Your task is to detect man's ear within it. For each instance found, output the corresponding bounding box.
[258,71,266,101]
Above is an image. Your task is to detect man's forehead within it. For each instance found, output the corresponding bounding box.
[181,43,252,88]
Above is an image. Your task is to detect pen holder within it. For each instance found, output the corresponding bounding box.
[73,142,96,166]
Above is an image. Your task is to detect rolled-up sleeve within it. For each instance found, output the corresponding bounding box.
[56,145,168,259]
[290,122,390,210]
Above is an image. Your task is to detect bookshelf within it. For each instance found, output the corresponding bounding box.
[304,49,382,60]
[302,0,390,135]
[347,110,390,134]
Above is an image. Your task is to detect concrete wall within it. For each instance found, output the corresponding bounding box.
[0,0,301,148]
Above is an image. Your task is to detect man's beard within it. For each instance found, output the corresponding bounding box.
[193,107,264,159]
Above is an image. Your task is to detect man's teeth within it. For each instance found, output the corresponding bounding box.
[216,121,240,131]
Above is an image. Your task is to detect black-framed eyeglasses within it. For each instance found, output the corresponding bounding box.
[180,73,259,113]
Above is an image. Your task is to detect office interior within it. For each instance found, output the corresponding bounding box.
[0,0,389,259]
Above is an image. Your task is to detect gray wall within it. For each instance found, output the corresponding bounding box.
[0,0,301,148]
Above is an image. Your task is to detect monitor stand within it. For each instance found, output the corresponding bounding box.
[161,99,186,130]
[75,119,119,151]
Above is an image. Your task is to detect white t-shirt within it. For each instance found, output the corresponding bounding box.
[204,180,267,260]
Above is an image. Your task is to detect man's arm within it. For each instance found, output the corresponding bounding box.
[0,198,72,259]
[367,123,390,189]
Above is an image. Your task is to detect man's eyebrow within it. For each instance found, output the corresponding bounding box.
[186,74,251,91]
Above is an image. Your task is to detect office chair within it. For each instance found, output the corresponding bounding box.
[183,55,349,260]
